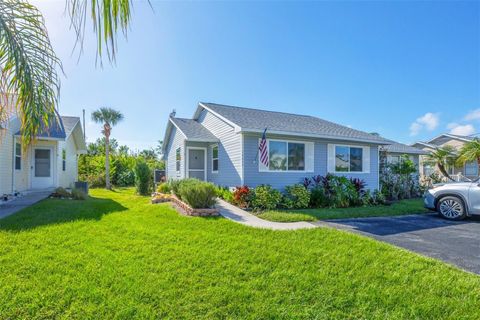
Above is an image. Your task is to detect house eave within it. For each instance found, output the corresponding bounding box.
[238,128,391,145]
[14,135,65,142]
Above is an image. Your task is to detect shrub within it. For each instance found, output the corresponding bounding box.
[157,183,171,194]
[282,184,311,209]
[216,186,234,203]
[168,179,183,197]
[71,188,87,200]
[250,185,282,211]
[380,164,423,201]
[305,174,364,208]
[134,160,152,195]
[178,179,217,208]
[52,187,71,198]
[233,185,251,208]
[310,186,327,207]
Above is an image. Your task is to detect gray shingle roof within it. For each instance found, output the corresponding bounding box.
[199,102,390,144]
[60,116,80,136]
[381,140,428,155]
[170,117,218,142]
[15,115,80,139]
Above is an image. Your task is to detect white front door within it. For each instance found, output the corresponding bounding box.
[31,147,54,189]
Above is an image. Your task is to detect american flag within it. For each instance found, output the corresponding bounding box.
[259,128,268,167]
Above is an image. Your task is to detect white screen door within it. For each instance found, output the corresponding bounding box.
[32,148,54,189]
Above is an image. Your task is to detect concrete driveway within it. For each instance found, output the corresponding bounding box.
[316,214,480,274]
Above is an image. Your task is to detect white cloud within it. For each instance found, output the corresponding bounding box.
[464,109,480,121]
[409,112,439,136]
[447,123,476,136]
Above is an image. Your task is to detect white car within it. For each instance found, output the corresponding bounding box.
[424,181,480,220]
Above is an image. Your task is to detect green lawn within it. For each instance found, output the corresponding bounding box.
[0,189,478,319]
[257,198,430,222]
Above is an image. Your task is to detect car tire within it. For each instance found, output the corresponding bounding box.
[436,196,466,220]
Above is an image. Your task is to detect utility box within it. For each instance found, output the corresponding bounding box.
[75,181,89,195]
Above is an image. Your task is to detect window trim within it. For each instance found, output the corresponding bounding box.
[258,138,309,173]
[211,144,219,173]
[15,142,21,170]
[333,144,367,174]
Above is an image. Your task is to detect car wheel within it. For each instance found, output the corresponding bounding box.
[437,196,466,220]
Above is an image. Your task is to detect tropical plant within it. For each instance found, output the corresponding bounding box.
[457,138,480,168]
[282,184,310,209]
[91,107,124,189]
[134,160,151,196]
[424,146,457,181]
[233,185,251,208]
[250,185,282,211]
[0,0,134,146]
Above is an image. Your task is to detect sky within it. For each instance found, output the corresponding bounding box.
[32,0,479,151]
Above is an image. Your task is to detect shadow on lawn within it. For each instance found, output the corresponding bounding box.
[0,196,127,232]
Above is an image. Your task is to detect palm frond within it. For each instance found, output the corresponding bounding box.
[457,138,480,165]
[0,0,62,146]
[68,0,133,64]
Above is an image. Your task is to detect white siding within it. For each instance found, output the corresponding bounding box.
[57,133,79,188]
[0,128,14,195]
[197,109,242,186]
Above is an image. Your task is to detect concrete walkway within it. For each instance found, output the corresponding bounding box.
[0,191,51,219]
[216,199,317,230]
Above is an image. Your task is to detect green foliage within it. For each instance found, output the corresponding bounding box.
[157,183,171,194]
[215,186,234,203]
[250,185,282,211]
[390,155,417,175]
[380,164,423,201]
[0,189,478,319]
[134,160,151,196]
[177,179,217,209]
[282,184,310,209]
[457,138,480,166]
[71,188,87,200]
[167,179,183,197]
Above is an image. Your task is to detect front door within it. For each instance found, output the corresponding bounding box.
[32,148,54,189]
[187,148,206,180]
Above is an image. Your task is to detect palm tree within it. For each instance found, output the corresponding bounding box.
[92,107,124,189]
[425,145,457,181]
[0,0,133,146]
[457,138,480,168]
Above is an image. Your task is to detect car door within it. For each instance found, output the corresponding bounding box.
[467,182,480,214]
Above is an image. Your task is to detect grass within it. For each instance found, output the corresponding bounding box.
[257,198,431,222]
[0,189,479,319]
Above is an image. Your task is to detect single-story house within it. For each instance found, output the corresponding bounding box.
[162,102,424,190]
[0,112,87,195]
[380,139,428,171]
[412,133,478,180]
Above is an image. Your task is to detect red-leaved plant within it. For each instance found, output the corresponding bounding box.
[233,185,251,208]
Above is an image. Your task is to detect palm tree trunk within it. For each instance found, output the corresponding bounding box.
[105,134,111,189]
[438,163,455,182]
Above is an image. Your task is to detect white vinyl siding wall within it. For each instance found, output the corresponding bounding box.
[197,109,242,186]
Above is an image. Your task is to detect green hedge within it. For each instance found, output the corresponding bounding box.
[168,179,217,209]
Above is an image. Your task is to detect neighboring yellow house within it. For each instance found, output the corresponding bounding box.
[0,113,86,195]
[412,133,478,181]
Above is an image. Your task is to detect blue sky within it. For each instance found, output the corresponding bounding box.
[33,0,479,151]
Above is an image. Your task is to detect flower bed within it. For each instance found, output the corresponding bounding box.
[152,192,219,216]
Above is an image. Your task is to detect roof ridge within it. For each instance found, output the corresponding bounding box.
[201,102,317,119]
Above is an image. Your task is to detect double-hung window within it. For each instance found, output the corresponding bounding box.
[261,140,311,172]
[334,146,364,172]
[176,147,181,173]
[15,143,21,170]
[212,145,219,172]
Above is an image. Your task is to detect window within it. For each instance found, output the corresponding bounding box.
[335,146,363,172]
[262,140,307,172]
[176,147,181,173]
[212,145,219,172]
[465,161,478,176]
[62,149,66,171]
[15,143,21,170]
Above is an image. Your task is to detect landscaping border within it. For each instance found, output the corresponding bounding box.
[151,193,219,217]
